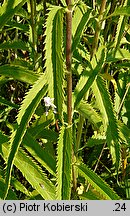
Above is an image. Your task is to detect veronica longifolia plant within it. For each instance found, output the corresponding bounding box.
[0,0,130,200]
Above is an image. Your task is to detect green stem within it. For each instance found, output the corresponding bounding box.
[76,115,84,153]
[14,16,20,59]
[66,0,72,125]
[30,0,37,69]
[104,0,116,41]
[91,0,107,59]
[86,143,106,192]
[92,0,96,9]
[42,0,46,68]
[117,83,130,115]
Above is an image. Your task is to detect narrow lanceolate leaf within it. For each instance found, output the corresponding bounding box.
[0,65,39,84]
[0,131,9,145]
[105,6,130,19]
[0,178,17,200]
[76,163,120,200]
[72,2,88,36]
[56,126,72,200]
[73,70,90,103]
[96,76,121,171]
[114,0,128,55]
[92,81,108,129]
[79,190,101,200]
[23,132,56,176]
[52,9,64,120]
[74,49,105,108]
[1,141,55,200]
[0,96,19,109]
[11,177,30,197]
[77,101,102,129]
[114,16,127,55]
[72,9,91,53]
[87,134,106,147]
[0,40,29,51]
[0,0,28,29]
[44,7,64,120]
[60,0,66,6]
[6,21,29,31]
[4,74,48,199]
[107,48,130,62]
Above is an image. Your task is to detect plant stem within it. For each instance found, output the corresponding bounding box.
[30,0,37,70]
[86,143,106,192]
[117,83,130,184]
[76,115,84,153]
[91,0,107,59]
[104,0,116,41]
[66,0,77,193]
[66,0,72,125]
[92,0,96,10]
[42,0,46,69]
[14,16,20,59]
[117,83,130,115]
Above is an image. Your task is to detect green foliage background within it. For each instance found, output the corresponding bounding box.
[0,0,130,200]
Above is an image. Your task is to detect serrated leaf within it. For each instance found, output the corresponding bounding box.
[114,14,127,54]
[0,178,17,200]
[79,190,101,200]
[96,76,121,171]
[0,0,28,29]
[0,40,29,51]
[77,101,102,129]
[52,8,64,120]
[0,65,39,84]
[72,9,91,53]
[72,4,84,36]
[0,131,56,198]
[6,20,29,31]
[28,124,58,141]
[56,126,72,200]
[76,163,120,200]
[74,49,105,108]
[59,0,66,6]
[0,96,19,109]
[4,74,48,199]
[118,121,130,146]
[105,6,130,19]
[44,6,64,120]
[23,132,56,176]
[1,141,56,200]
[92,80,108,129]
[87,134,106,147]
[74,70,89,100]
[11,177,30,197]
[107,48,130,62]
[0,131,9,144]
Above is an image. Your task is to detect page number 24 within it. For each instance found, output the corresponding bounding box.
[113,203,126,212]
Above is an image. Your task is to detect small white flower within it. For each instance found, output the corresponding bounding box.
[44,97,57,116]
[44,97,56,108]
